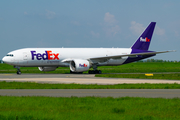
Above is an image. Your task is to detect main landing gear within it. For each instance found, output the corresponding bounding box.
[88,70,102,74]
[88,65,102,74]
[14,66,21,75]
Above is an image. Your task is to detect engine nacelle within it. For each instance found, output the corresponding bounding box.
[70,59,91,72]
[38,67,57,71]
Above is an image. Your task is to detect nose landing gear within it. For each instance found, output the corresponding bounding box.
[17,70,21,75]
[14,66,21,75]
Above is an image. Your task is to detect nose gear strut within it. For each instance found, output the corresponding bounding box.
[14,66,21,75]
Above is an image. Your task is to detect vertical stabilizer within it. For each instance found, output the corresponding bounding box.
[131,22,156,50]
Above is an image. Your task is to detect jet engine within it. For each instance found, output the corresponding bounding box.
[38,67,57,71]
[70,59,91,72]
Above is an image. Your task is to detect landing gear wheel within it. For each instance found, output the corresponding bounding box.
[88,70,102,74]
[17,71,21,75]
[96,70,102,74]
[88,70,92,74]
[14,66,21,75]
[88,70,94,74]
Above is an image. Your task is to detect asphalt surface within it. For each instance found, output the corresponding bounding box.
[0,89,180,98]
[0,74,180,84]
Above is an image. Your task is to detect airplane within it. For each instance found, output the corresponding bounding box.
[2,22,174,75]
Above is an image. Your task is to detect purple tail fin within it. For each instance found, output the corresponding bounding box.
[131,22,156,50]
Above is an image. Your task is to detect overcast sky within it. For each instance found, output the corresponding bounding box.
[1,0,180,60]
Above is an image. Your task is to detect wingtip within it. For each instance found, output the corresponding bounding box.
[168,50,176,52]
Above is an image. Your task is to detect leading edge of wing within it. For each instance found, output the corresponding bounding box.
[89,50,175,63]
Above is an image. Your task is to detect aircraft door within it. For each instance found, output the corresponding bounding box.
[23,52,29,64]
[23,52,28,60]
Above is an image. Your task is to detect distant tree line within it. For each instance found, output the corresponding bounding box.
[0,60,4,63]
[136,59,179,63]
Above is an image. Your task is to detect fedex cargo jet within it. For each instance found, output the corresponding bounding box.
[2,22,174,74]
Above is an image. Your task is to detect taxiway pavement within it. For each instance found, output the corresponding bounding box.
[0,89,180,98]
[0,74,180,84]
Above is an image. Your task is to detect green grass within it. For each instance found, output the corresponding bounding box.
[99,62,180,73]
[96,73,180,80]
[0,96,180,120]
[1,62,180,74]
[0,64,69,74]
[1,63,180,119]
[0,81,180,89]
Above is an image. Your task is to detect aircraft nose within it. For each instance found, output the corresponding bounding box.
[2,56,9,64]
[2,57,6,63]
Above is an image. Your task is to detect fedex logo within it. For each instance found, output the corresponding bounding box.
[140,37,150,42]
[31,51,59,60]
[79,64,87,67]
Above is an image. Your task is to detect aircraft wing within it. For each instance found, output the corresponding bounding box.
[89,50,175,63]
[61,58,73,63]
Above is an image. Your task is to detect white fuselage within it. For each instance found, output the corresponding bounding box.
[3,48,132,67]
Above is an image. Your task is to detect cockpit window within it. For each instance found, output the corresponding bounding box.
[6,54,14,57]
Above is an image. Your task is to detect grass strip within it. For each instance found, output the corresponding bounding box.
[95,73,180,80]
[0,81,180,89]
[0,96,179,120]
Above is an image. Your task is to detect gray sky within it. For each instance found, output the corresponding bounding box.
[1,0,179,60]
